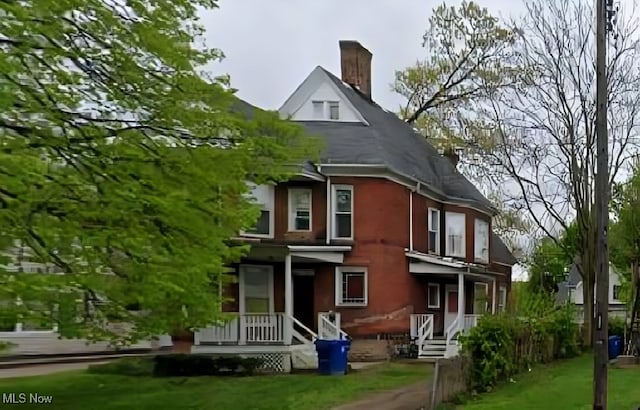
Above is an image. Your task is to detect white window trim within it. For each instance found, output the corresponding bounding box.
[328,101,340,120]
[335,266,368,307]
[288,188,312,232]
[445,212,466,257]
[498,285,507,312]
[311,100,341,121]
[428,208,440,254]
[238,265,275,314]
[474,218,489,263]
[241,184,275,239]
[331,184,354,240]
[427,283,440,309]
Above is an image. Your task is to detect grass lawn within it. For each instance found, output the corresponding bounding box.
[0,362,430,410]
[459,354,640,410]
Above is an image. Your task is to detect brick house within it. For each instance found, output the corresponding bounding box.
[192,41,517,371]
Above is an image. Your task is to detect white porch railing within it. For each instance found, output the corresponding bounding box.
[410,314,434,339]
[463,314,482,332]
[411,314,434,356]
[318,312,348,340]
[194,313,285,345]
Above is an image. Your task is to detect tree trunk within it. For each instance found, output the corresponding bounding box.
[580,251,596,348]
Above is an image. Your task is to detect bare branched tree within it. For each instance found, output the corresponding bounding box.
[480,0,640,345]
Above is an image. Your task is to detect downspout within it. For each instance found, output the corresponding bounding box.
[324,167,331,245]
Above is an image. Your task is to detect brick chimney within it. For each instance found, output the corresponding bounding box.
[339,40,372,100]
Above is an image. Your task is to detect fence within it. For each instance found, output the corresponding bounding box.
[429,356,469,410]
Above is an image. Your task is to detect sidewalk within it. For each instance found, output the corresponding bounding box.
[0,361,109,379]
[332,380,431,410]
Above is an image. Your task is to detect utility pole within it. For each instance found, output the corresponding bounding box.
[593,0,617,408]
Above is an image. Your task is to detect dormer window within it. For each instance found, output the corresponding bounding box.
[311,100,340,120]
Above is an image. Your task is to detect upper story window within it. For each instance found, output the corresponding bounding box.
[428,208,440,254]
[613,284,622,301]
[445,212,465,257]
[288,188,312,231]
[243,184,274,238]
[312,100,340,120]
[474,219,489,263]
[331,185,353,239]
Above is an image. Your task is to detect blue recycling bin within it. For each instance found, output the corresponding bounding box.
[315,339,351,375]
[608,335,623,360]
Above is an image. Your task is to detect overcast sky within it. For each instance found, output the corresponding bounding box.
[201,0,526,112]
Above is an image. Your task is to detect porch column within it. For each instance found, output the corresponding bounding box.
[284,253,293,345]
[492,278,497,314]
[457,272,465,332]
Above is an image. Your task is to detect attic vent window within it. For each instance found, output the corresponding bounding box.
[328,101,340,120]
[311,100,340,120]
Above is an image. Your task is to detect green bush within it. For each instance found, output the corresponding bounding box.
[609,316,626,338]
[460,307,581,392]
[152,354,265,377]
[88,357,154,376]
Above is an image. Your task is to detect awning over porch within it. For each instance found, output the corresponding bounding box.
[405,251,502,281]
[246,244,352,264]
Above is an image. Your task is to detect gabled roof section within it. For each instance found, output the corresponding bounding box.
[490,232,518,266]
[295,67,495,213]
[278,66,369,125]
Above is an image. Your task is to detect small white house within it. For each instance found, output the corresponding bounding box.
[558,263,627,322]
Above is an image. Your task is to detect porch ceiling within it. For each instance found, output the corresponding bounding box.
[245,244,351,264]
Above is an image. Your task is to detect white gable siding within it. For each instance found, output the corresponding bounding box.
[571,264,624,305]
[291,82,361,122]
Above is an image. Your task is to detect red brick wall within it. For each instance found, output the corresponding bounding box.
[273,182,327,243]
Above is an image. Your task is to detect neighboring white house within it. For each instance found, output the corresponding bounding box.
[557,263,627,322]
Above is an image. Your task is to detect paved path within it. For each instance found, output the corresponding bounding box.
[0,361,108,379]
[332,380,431,410]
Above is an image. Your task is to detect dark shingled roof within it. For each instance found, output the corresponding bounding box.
[298,68,495,212]
[490,232,518,266]
[295,67,517,266]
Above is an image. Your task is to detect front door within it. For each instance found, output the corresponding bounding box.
[293,272,315,332]
[444,286,458,334]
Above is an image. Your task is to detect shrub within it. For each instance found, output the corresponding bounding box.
[88,357,154,376]
[608,316,626,338]
[152,354,265,377]
[460,307,581,392]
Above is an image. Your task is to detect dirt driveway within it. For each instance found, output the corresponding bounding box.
[332,380,431,410]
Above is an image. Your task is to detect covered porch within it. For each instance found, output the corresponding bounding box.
[406,251,500,358]
[192,244,351,371]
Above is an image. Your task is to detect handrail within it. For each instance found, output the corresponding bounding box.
[290,315,317,343]
[416,314,434,355]
[445,316,460,346]
[318,314,349,340]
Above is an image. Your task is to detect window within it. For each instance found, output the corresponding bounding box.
[335,267,367,306]
[328,101,340,120]
[240,265,273,313]
[428,208,440,254]
[474,219,489,262]
[332,185,353,239]
[474,282,489,314]
[312,101,324,118]
[288,188,312,231]
[613,285,622,301]
[244,184,274,237]
[445,212,466,257]
[427,283,440,309]
[498,286,507,312]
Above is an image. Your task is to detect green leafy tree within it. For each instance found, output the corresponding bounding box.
[393,1,528,246]
[0,1,316,345]
[526,223,578,295]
